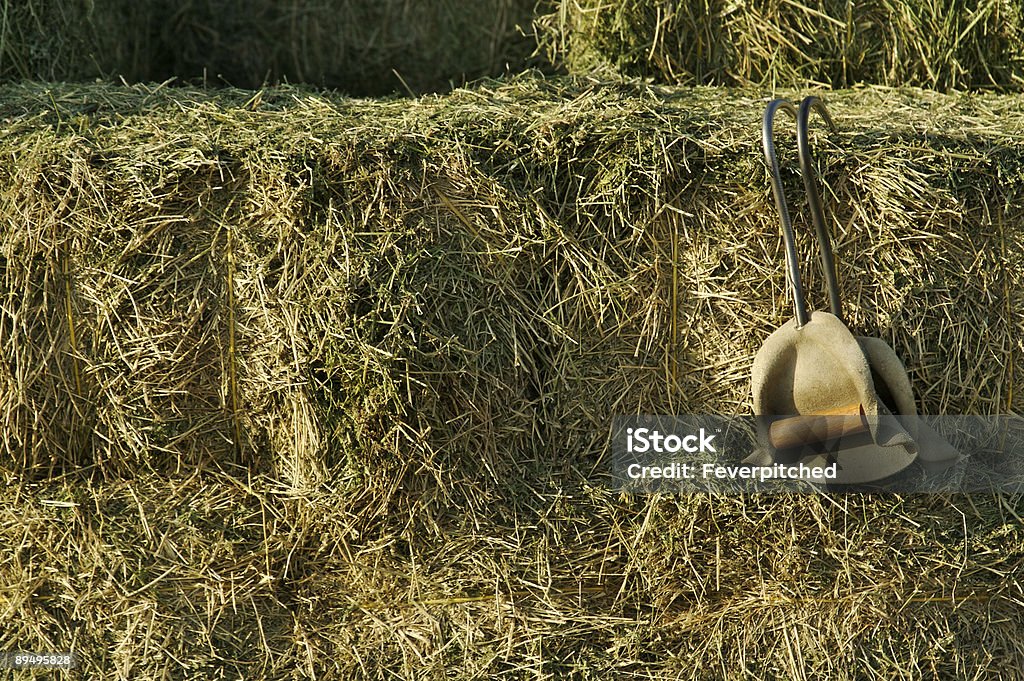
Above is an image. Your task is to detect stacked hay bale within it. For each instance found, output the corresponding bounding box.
[6,472,1022,677]
[536,0,1024,90]
[2,78,1022,477]
[1,12,1024,677]
[0,98,241,474]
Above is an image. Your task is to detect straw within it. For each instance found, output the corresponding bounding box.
[1,77,1022,677]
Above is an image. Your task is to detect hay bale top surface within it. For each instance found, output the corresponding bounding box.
[4,78,1024,168]
[2,75,1020,121]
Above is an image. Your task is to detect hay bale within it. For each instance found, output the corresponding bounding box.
[536,0,1024,90]
[474,81,1024,458]
[3,475,1023,677]
[229,141,550,491]
[0,1,539,95]
[0,0,164,82]
[2,78,1022,475]
[0,135,93,472]
[167,0,541,93]
[0,475,294,676]
[0,108,242,475]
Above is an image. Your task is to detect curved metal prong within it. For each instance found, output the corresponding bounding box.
[797,96,843,323]
[762,98,808,327]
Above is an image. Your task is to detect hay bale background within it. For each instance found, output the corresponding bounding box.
[536,0,1024,91]
[1,78,1023,676]
[166,0,541,93]
[0,0,165,83]
[0,0,540,95]
[13,0,1024,95]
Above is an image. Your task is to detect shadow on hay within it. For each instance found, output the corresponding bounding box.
[0,0,542,96]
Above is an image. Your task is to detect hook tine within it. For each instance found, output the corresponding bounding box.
[762,99,808,327]
[797,96,843,323]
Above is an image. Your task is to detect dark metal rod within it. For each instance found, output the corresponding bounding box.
[762,99,808,327]
[797,96,844,323]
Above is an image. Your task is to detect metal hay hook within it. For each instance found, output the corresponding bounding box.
[797,96,842,324]
[762,96,840,328]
